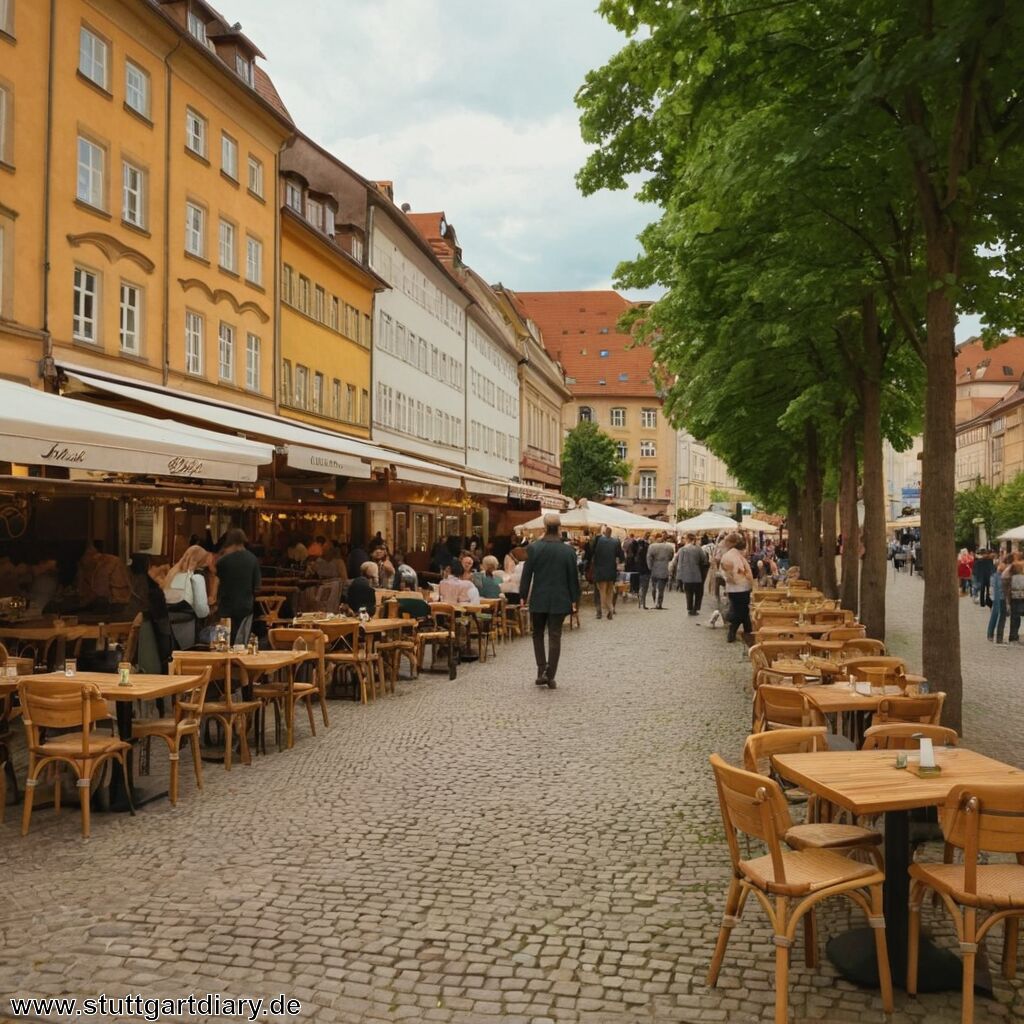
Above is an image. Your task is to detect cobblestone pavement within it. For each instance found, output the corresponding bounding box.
[1,579,1022,1024]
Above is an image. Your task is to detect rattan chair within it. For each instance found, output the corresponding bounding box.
[825,624,867,641]
[417,603,459,680]
[259,628,327,749]
[743,728,883,867]
[324,621,381,703]
[862,723,958,750]
[707,754,893,1023]
[871,693,945,727]
[753,685,827,732]
[18,679,134,837]
[132,667,210,804]
[908,783,1024,1024]
[838,638,886,657]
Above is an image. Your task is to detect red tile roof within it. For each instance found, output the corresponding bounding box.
[405,212,458,265]
[515,290,657,397]
[253,66,291,121]
[955,336,1024,384]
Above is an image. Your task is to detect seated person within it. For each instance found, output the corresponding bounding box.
[371,545,396,590]
[345,562,378,616]
[437,562,480,605]
[472,555,503,599]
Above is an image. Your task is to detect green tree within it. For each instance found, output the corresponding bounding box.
[954,483,999,547]
[708,489,731,505]
[561,421,631,501]
[995,473,1024,537]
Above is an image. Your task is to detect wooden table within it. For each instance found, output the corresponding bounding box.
[24,670,204,810]
[294,617,418,688]
[775,748,1024,992]
[0,623,103,669]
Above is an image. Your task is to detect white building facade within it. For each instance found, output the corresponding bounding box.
[676,429,742,511]
[369,216,468,467]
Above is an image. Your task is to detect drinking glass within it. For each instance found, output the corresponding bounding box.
[64,658,76,677]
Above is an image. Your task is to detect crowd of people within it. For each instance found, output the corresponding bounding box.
[955,547,1024,645]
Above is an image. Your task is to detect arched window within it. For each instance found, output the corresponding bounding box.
[578,406,593,423]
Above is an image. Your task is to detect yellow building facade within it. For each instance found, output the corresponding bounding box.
[2,0,292,411]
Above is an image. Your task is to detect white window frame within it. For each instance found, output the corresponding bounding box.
[294,365,308,409]
[616,442,628,461]
[0,223,6,318]
[221,132,238,180]
[218,322,234,382]
[610,407,626,428]
[331,379,341,419]
[218,218,236,272]
[640,440,656,457]
[312,372,324,414]
[245,235,262,285]
[641,408,657,429]
[639,471,657,500]
[187,11,213,49]
[305,198,323,231]
[76,136,104,209]
[121,161,145,227]
[245,334,260,391]
[247,155,263,197]
[124,61,150,118]
[119,281,142,355]
[185,311,203,375]
[185,107,206,157]
[235,54,253,85]
[78,26,108,90]
[185,202,205,257]
[285,180,303,212]
[0,0,12,36]
[72,266,99,343]
[0,85,11,166]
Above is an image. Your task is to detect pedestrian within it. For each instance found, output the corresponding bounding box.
[974,548,994,607]
[720,533,754,645]
[518,512,580,689]
[646,531,675,609]
[215,529,261,643]
[591,526,624,620]
[633,535,651,608]
[1006,561,1024,643]
[988,553,1008,645]
[957,549,973,595]
[676,532,709,616]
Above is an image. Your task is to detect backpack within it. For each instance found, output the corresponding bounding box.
[165,570,196,608]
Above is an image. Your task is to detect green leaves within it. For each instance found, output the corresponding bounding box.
[561,421,632,501]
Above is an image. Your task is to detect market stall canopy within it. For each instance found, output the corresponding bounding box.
[741,516,780,534]
[0,379,272,483]
[888,514,921,530]
[515,500,672,535]
[673,511,740,533]
[998,524,1024,541]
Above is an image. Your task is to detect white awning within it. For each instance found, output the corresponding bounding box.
[61,367,464,487]
[0,380,272,483]
[463,475,509,498]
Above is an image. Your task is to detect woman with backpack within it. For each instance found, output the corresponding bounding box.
[163,545,212,649]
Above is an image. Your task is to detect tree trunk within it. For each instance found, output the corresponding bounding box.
[920,248,963,732]
[839,416,861,613]
[860,294,887,642]
[821,497,839,598]
[800,425,824,587]
[786,482,803,571]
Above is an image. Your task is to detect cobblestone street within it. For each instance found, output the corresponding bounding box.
[2,578,1022,1023]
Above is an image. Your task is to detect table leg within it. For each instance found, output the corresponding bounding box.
[826,809,979,993]
[106,699,158,812]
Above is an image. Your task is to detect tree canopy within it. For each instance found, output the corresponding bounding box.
[561,420,631,501]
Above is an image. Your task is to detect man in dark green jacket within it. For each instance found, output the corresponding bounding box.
[519,512,580,689]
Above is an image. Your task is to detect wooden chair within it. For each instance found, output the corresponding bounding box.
[707,754,893,1024]
[742,728,883,868]
[256,595,287,629]
[1,686,19,823]
[908,783,1024,1024]
[862,723,958,750]
[417,603,459,680]
[753,685,827,732]
[259,628,327,749]
[324,621,381,703]
[825,624,867,641]
[839,638,886,657]
[170,653,259,770]
[871,693,945,727]
[18,679,134,837]
[471,600,501,663]
[843,655,908,684]
[389,598,432,680]
[132,667,210,805]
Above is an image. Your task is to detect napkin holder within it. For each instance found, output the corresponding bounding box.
[908,736,941,776]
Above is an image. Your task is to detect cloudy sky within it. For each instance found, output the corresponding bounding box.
[237,0,657,298]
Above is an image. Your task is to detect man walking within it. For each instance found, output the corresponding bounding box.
[591,526,624,620]
[519,512,580,688]
[646,531,675,609]
[676,532,709,615]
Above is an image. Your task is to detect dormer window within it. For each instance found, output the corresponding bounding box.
[235,54,253,85]
[305,198,323,232]
[188,11,214,50]
[285,180,303,213]
[351,236,364,261]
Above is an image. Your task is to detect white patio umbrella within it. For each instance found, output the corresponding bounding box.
[741,516,780,534]
[515,500,670,535]
[673,510,740,533]
[998,524,1024,541]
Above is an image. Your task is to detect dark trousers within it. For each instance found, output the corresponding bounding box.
[651,578,668,607]
[531,612,566,679]
[684,581,703,614]
[978,580,992,607]
[727,590,752,641]
[1011,599,1024,643]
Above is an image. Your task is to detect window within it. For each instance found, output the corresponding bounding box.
[281,360,291,402]
[0,85,10,165]
[312,372,324,414]
[124,61,150,117]
[331,379,341,419]
[79,27,108,90]
[221,133,238,179]
[184,311,203,375]
[610,407,626,427]
[185,108,206,156]
[616,441,628,461]
[351,236,363,262]
[121,161,145,227]
[245,333,260,391]
[294,365,308,409]
[314,286,325,322]
[329,297,340,331]
[285,180,303,212]
[247,156,263,197]
[184,202,204,256]
[72,267,98,342]
[639,471,657,500]
[0,223,6,317]
[641,408,657,429]
[76,136,104,208]
[119,282,141,354]
[187,11,213,49]
[305,198,322,231]
[217,322,234,381]
[346,384,356,421]
[297,275,310,313]
[235,54,253,85]
[0,0,11,35]
[361,388,369,425]
[578,406,593,423]
[218,219,235,271]
[281,264,293,305]
[640,440,656,457]
[245,236,262,285]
